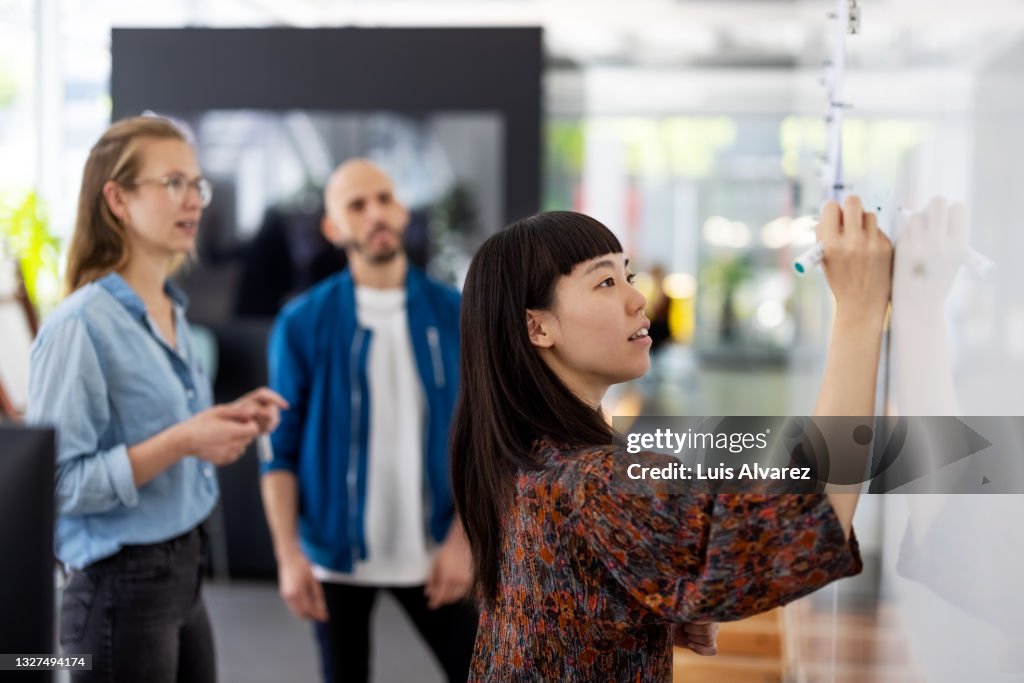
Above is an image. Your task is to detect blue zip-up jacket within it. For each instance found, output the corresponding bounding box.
[262,266,461,573]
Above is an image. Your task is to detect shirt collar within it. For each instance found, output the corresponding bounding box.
[97,272,189,319]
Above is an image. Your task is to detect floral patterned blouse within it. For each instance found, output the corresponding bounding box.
[469,438,862,682]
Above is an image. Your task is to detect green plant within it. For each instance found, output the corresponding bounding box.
[700,255,752,344]
[0,191,61,310]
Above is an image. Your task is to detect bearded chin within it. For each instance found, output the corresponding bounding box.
[365,248,401,264]
[351,239,401,264]
[350,227,403,264]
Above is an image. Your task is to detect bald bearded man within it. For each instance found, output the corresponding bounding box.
[261,160,477,682]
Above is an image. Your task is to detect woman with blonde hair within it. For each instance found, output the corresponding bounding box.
[28,116,286,682]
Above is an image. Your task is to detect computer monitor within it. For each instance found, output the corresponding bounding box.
[0,426,55,682]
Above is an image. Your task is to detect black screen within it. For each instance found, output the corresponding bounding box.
[0,426,55,682]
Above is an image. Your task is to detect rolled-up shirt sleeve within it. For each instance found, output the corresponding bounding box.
[576,449,861,624]
[27,315,139,515]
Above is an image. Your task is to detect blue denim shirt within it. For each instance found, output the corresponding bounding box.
[26,273,218,569]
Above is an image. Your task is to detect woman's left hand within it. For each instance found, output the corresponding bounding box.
[675,621,719,656]
[232,387,289,435]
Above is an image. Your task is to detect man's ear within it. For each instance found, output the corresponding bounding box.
[526,309,555,349]
[396,201,411,229]
[102,180,128,224]
[321,215,344,246]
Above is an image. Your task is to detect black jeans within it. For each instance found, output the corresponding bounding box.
[59,526,215,683]
[316,583,478,683]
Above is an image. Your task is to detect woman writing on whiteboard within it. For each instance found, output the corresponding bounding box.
[451,197,891,681]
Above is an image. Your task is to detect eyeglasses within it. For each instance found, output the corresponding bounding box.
[129,175,213,208]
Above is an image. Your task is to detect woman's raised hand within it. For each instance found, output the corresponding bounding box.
[818,195,894,326]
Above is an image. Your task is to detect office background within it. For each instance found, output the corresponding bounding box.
[2,2,1024,681]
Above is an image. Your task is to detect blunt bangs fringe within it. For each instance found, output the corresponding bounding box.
[514,210,623,278]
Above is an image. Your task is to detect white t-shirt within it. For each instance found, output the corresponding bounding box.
[313,286,433,586]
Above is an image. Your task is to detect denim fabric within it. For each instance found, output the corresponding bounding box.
[26,273,218,569]
[59,526,215,683]
[264,267,462,573]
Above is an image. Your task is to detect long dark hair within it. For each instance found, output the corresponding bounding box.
[450,211,623,605]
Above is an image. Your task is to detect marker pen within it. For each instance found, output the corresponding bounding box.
[793,241,994,278]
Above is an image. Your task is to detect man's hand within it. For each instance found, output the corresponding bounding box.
[424,524,473,609]
[675,622,719,656]
[277,548,328,622]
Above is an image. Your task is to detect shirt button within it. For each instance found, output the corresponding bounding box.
[204,466,214,478]
[186,389,195,399]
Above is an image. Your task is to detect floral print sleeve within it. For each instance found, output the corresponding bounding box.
[575,446,862,623]
[468,440,862,682]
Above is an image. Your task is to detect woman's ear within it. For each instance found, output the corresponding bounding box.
[526,310,555,349]
[102,180,128,224]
